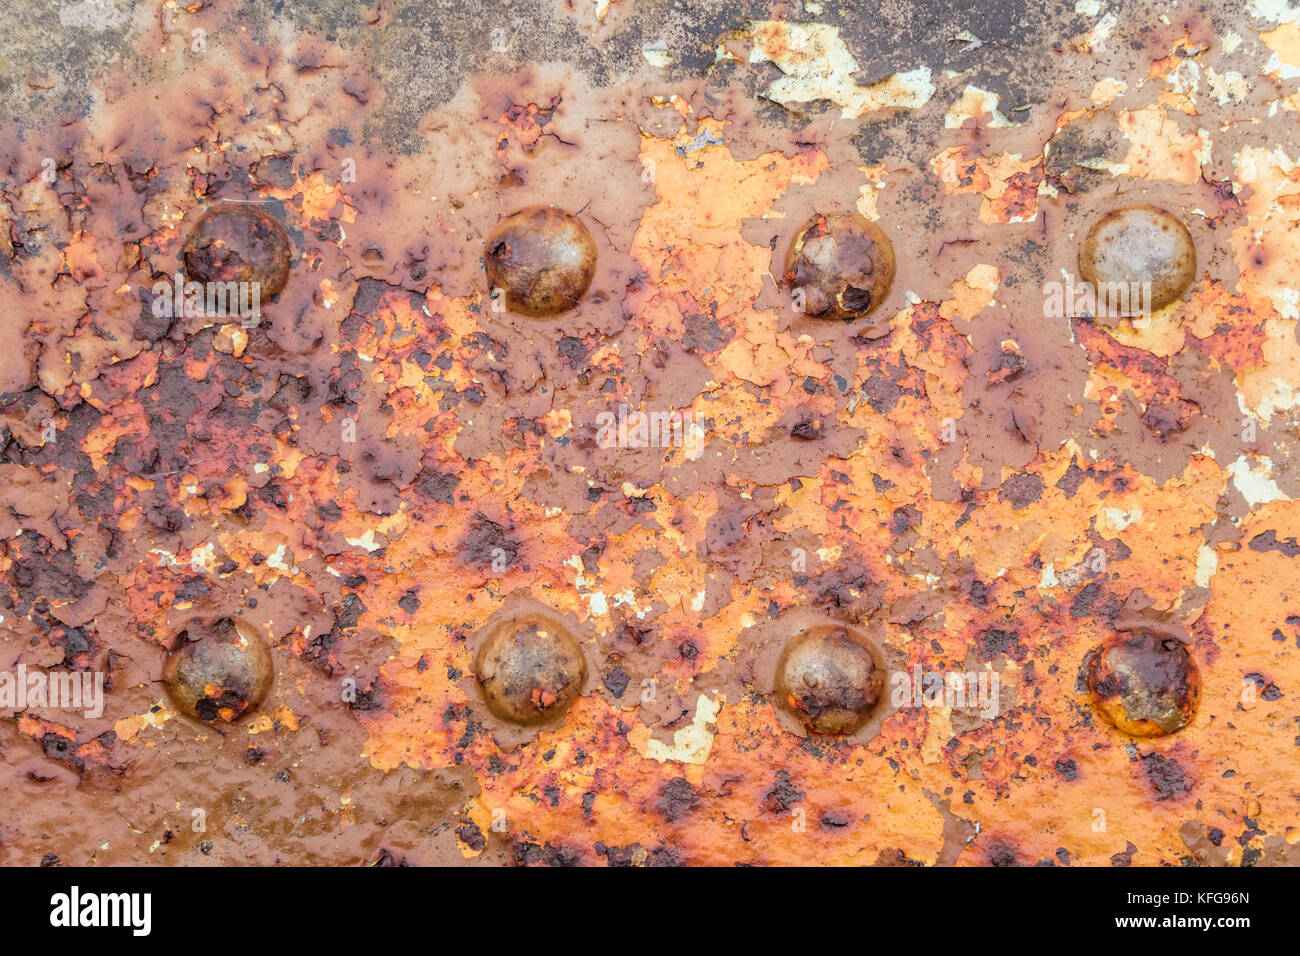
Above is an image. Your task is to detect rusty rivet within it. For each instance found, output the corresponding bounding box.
[164,618,273,724]
[784,212,896,320]
[483,206,597,316]
[1078,205,1196,313]
[775,623,884,734]
[1085,630,1199,737]
[475,613,587,724]
[183,204,292,298]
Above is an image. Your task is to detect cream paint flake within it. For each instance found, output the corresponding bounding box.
[265,543,292,572]
[1248,378,1299,421]
[642,41,673,69]
[855,165,888,221]
[1207,67,1250,104]
[631,693,722,764]
[1090,77,1127,105]
[1251,0,1300,22]
[1228,455,1289,506]
[344,529,384,553]
[1078,12,1119,52]
[744,21,935,118]
[1101,506,1143,532]
[1195,544,1219,588]
[945,86,1014,128]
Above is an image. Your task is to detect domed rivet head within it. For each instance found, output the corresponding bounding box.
[1078,205,1195,313]
[784,212,896,320]
[483,206,597,316]
[775,623,884,734]
[1085,630,1199,737]
[182,204,292,299]
[475,613,587,724]
[165,618,273,724]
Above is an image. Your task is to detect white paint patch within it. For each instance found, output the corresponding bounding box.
[638,694,721,765]
[1166,58,1201,97]
[1102,506,1143,531]
[1195,544,1218,588]
[642,41,673,69]
[1083,12,1119,49]
[745,22,935,118]
[1251,0,1300,23]
[1228,454,1289,505]
[344,530,384,553]
[266,544,292,572]
[1207,68,1250,104]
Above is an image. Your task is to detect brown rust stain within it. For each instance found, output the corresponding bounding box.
[0,2,1297,868]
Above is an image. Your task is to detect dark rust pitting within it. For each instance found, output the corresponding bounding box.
[483,205,597,316]
[1078,204,1196,313]
[474,612,587,724]
[164,617,274,724]
[783,212,896,320]
[775,622,885,734]
[1084,629,1200,737]
[182,203,293,298]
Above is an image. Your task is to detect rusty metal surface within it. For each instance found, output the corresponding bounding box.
[0,0,1298,867]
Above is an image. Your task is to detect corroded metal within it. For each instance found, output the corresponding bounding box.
[0,0,1294,870]
[775,622,885,734]
[182,204,293,299]
[784,212,896,320]
[164,618,274,724]
[484,206,597,316]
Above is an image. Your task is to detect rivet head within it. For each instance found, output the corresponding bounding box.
[165,618,273,724]
[475,613,587,724]
[1078,205,1195,313]
[183,204,292,299]
[1085,630,1199,737]
[775,623,884,734]
[483,206,597,316]
[784,212,896,320]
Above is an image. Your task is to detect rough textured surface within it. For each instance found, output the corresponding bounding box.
[182,204,293,301]
[1085,626,1201,737]
[774,622,884,734]
[484,206,599,316]
[164,617,275,724]
[1079,205,1197,312]
[784,212,896,321]
[474,607,588,725]
[0,0,1298,867]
